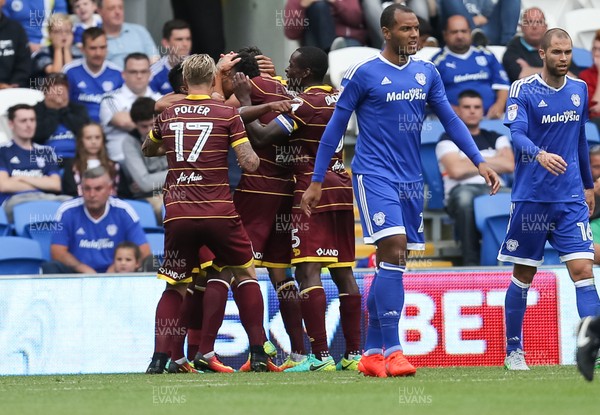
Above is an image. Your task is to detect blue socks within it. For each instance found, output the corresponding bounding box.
[364,271,383,355]
[374,262,406,358]
[505,276,529,355]
[574,278,600,317]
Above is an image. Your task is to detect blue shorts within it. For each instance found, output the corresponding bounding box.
[353,174,425,249]
[498,201,595,266]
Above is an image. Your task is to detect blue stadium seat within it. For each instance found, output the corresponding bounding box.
[0,208,11,236]
[0,236,44,274]
[122,199,163,233]
[145,232,164,264]
[12,200,62,237]
[586,122,600,145]
[480,119,510,137]
[474,193,512,265]
[421,120,446,210]
[573,47,593,69]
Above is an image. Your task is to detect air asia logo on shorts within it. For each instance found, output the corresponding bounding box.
[373,212,386,226]
[506,239,519,252]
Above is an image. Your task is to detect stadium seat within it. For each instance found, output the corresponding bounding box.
[0,88,44,144]
[414,46,441,62]
[145,232,164,265]
[0,208,11,236]
[485,45,506,63]
[521,0,580,27]
[564,8,600,49]
[327,46,381,88]
[586,122,600,145]
[480,119,510,137]
[0,236,44,274]
[573,47,593,69]
[474,193,512,265]
[12,200,62,236]
[420,120,446,210]
[122,199,163,233]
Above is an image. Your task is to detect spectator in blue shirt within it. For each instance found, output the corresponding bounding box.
[43,166,151,274]
[98,0,159,69]
[2,0,68,52]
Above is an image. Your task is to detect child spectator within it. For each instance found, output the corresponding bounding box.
[70,0,102,47]
[62,122,119,196]
[32,13,82,81]
[111,241,141,272]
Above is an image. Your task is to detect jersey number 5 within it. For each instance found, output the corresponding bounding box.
[169,121,214,162]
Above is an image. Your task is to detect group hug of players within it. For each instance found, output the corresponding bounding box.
[144,46,364,375]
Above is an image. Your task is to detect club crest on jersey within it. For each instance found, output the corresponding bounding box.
[571,94,580,107]
[506,239,519,252]
[35,157,46,168]
[415,73,426,86]
[507,104,518,121]
[475,56,488,66]
[373,212,386,226]
[102,81,115,92]
[106,224,118,236]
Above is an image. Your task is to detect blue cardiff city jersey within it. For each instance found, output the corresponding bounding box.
[53,197,147,273]
[432,46,510,112]
[340,54,452,182]
[0,141,60,204]
[149,57,173,95]
[63,59,124,122]
[505,74,589,203]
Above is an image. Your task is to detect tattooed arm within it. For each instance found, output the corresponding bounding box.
[233,141,260,172]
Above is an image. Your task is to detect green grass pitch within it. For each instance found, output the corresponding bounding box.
[1,366,596,415]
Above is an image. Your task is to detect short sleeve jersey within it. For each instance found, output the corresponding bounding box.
[63,59,124,122]
[275,85,353,212]
[52,197,147,273]
[432,46,510,112]
[149,95,249,222]
[0,141,60,204]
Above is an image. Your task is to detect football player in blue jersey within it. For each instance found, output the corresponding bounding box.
[498,28,600,371]
[301,3,500,377]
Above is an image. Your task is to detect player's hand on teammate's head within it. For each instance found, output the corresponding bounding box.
[477,162,501,195]
[211,92,226,102]
[300,182,323,217]
[535,150,567,176]
[217,52,241,73]
[232,72,252,103]
[268,100,294,114]
[255,54,276,77]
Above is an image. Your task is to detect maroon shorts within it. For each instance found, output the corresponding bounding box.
[234,191,293,268]
[158,217,254,285]
[291,210,355,267]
